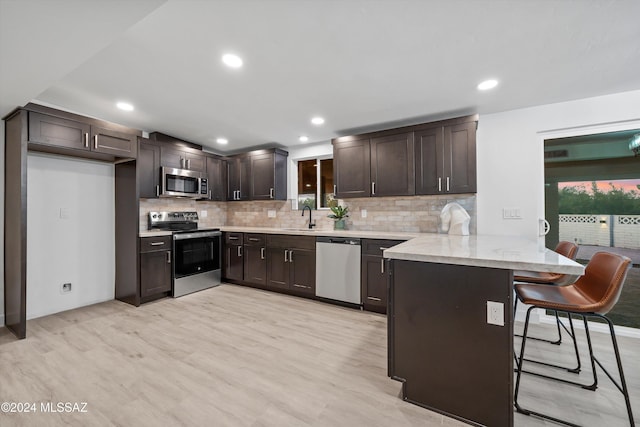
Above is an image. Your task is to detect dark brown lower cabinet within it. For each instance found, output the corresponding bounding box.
[266,245,289,289]
[361,239,405,313]
[139,236,172,299]
[266,235,316,294]
[223,233,316,297]
[288,248,315,295]
[223,232,244,281]
[243,234,267,286]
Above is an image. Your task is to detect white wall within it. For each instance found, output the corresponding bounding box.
[25,153,115,320]
[477,90,640,240]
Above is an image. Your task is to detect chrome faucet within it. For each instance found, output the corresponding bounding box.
[301,206,316,229]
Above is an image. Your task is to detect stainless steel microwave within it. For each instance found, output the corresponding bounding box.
[161,167,208,198]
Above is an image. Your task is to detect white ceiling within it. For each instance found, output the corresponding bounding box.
[2,0,640,154]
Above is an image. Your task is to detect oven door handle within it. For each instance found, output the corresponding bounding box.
[173,231,222,240]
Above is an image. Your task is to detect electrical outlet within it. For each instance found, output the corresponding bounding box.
[61,282,72,294]
[361,209,367,218]
[268,210,276,218]
[59,207,70,219]
[200,210,208,218]
[487,301,504,326]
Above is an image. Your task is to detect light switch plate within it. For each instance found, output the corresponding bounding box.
[361,209,367,218]
[200,210,208,218]
[268,210,276,218]
[487,301,504,326]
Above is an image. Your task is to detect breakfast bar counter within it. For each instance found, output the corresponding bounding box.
[383,234,584,427]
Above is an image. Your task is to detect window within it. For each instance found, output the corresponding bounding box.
[297,158,334,209]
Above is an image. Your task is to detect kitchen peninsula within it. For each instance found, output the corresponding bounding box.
[384,234,585,427]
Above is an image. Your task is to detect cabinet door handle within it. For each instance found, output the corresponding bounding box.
[284,249,288,263]
[446,176,450,192]
[166,251,171,264]
[187,159,191,169]
[438,177,442,192]
[381,258,385,274]
[150,241,165,246]
[94,135,98,149]
[84,133,89,148]
[367,296,382,302]
[260,247,265,260]
[237,245,242,257]
[209,190,212,200]
[156,185,160,197]
[269,188,274,199]
[371,182,375,195]
[289,250,294,263]
[333,184,337,194]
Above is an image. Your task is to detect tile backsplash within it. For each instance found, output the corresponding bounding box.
[140,194,476,234]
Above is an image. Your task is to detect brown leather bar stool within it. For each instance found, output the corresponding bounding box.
[514,252,634,427]
[513,241,581,372]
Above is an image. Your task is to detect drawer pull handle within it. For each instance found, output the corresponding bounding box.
[249,238,259,242]
[367,296,382,302]
[229,237,239,240]
[150,242,165,246]
[293,284,309,289]
[379,247,390,251]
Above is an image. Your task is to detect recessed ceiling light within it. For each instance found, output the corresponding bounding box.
[216,138,228,145]
[311,117,325,125]
[116,102,134,111]
[299,136,309,142]
[222,54,243,68]
[477,79,499,91]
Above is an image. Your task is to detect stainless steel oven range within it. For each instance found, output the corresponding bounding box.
[148,211,221,297]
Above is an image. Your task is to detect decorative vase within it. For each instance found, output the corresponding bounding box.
[334,219,346,230]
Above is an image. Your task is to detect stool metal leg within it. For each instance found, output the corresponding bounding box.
[515,307,635,427]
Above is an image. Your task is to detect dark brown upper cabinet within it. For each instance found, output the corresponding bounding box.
[204,154,227,201]
[334,114,477,199]
[333,137,371,198]
[415,120,477,195]
[370,132,415,196]
[333,132,414,198]
[250,149,287,200]
[28,111,138,159]
[228,148,288,201]
[227,155,251,201]
[160,145,205,172]
[138,137,161,198]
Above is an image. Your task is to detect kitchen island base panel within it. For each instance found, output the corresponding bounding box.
[389,260,514,427]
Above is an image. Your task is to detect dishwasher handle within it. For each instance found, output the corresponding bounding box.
[316,236,361,245]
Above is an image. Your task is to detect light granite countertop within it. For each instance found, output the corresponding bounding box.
[139,226,418,240]
[220,226,419,240]
[383,234,585,275]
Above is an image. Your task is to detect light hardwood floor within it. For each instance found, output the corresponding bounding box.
[0,284,638,426]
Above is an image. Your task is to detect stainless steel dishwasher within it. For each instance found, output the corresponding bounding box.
[315,236,361,304]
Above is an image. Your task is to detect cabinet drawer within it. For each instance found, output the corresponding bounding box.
[244,233,266,245]
[267,234,315,250]
[140,236,172,253]
[225,232,244,244]
[361,239,405,256]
